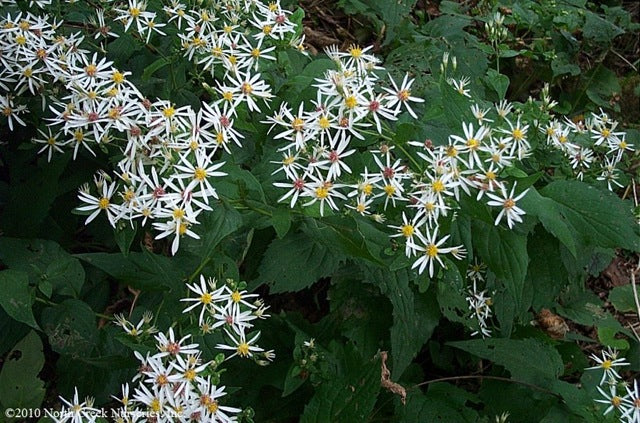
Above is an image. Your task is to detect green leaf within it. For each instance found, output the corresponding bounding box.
[609,285,637,313]
[76,250,186,291]
[41,299,98,356]
[256,231,344,293]
[300,346,380,423]
[472,220,529,314]
[366,268,440,378]
[271,208,292,238]
[0,270,39,330]
[530,180,640,253]
[398,384,479,423]
[441,80,473,129]
[182,200,243,259]
[114,221,137,256]
[584,66,621,108]
[597,326,630,350]
[527,227,567,310]
[486,69,510,99]
[0,331,45,409]
[449,338,564,385]
[583,11,625,43]
[0,238,85,297]
[142,57,170,81]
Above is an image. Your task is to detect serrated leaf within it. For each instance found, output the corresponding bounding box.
[0,331,45,409]
[142,57,170,81]
[271,208,292,238]
[486,69,509,99]
[524,181,640,254]
[583,11,625,43]
[41,299,98,356]
[75,250,185,290]
[608,285,636,313]
[449,338,564,385]
[0,270,39,329]
[257,231,344,293]
[441,81,473,129]
[398,384,479,423]
[472,220,529,314]
[0,238,85,297]
[182,200,243,259]
[300,346,380,423]
[366,267,440,378]
[114,221,137,256]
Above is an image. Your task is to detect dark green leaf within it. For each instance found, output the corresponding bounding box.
[256,231,344,293]
[449,338,564,385]
[366,268,440,378]
[114,221,137,256]
[41,299,98,356]
[76,251,186,291]
[0,331,45,409]
[486,68,509,99]
[300,346,380,423]
[609,285,636,313]
[271,208,292,238]
[0,238,85,297]
[0,270,38,329]
[473,220,529,314]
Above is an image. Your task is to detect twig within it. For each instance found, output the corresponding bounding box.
[611,49,638,72]
[380,351,407,405]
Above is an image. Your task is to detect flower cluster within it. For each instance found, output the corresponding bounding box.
[587,348,639,422]
[543,109,634,191]
[181,276,273,364]
[56,328,242,423]
[0,1,302,255]
[269,50,536,277]
[465,260,493,338]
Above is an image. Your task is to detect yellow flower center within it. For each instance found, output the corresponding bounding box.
[251,48,261,58]
[345,96,358,109]
[85,64,97,77]
[401,225,414,237]
[349,45,362,58]
[315,186,329,199]
[512,128,524,140]
[602,359,612,370]
[184,369,196,381]
[231,291,242,303]
[162,106,175,118]
[130,7,141,18]
[319,116,330,129]
[432,180,445,193]
[292,117,304,131]
[112,71,125,84]
[426,244,438,257]
[98,197,110,209]
[503,198,515,209]
[200,292,213,304]
[194,167,207,181]
[362,183,373,196]
[262,25,272,35]
[398,90,410,101]
[237,342,250,357]
[173,208,185,219]
[384,185,396,196]
[467,138,479,149]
